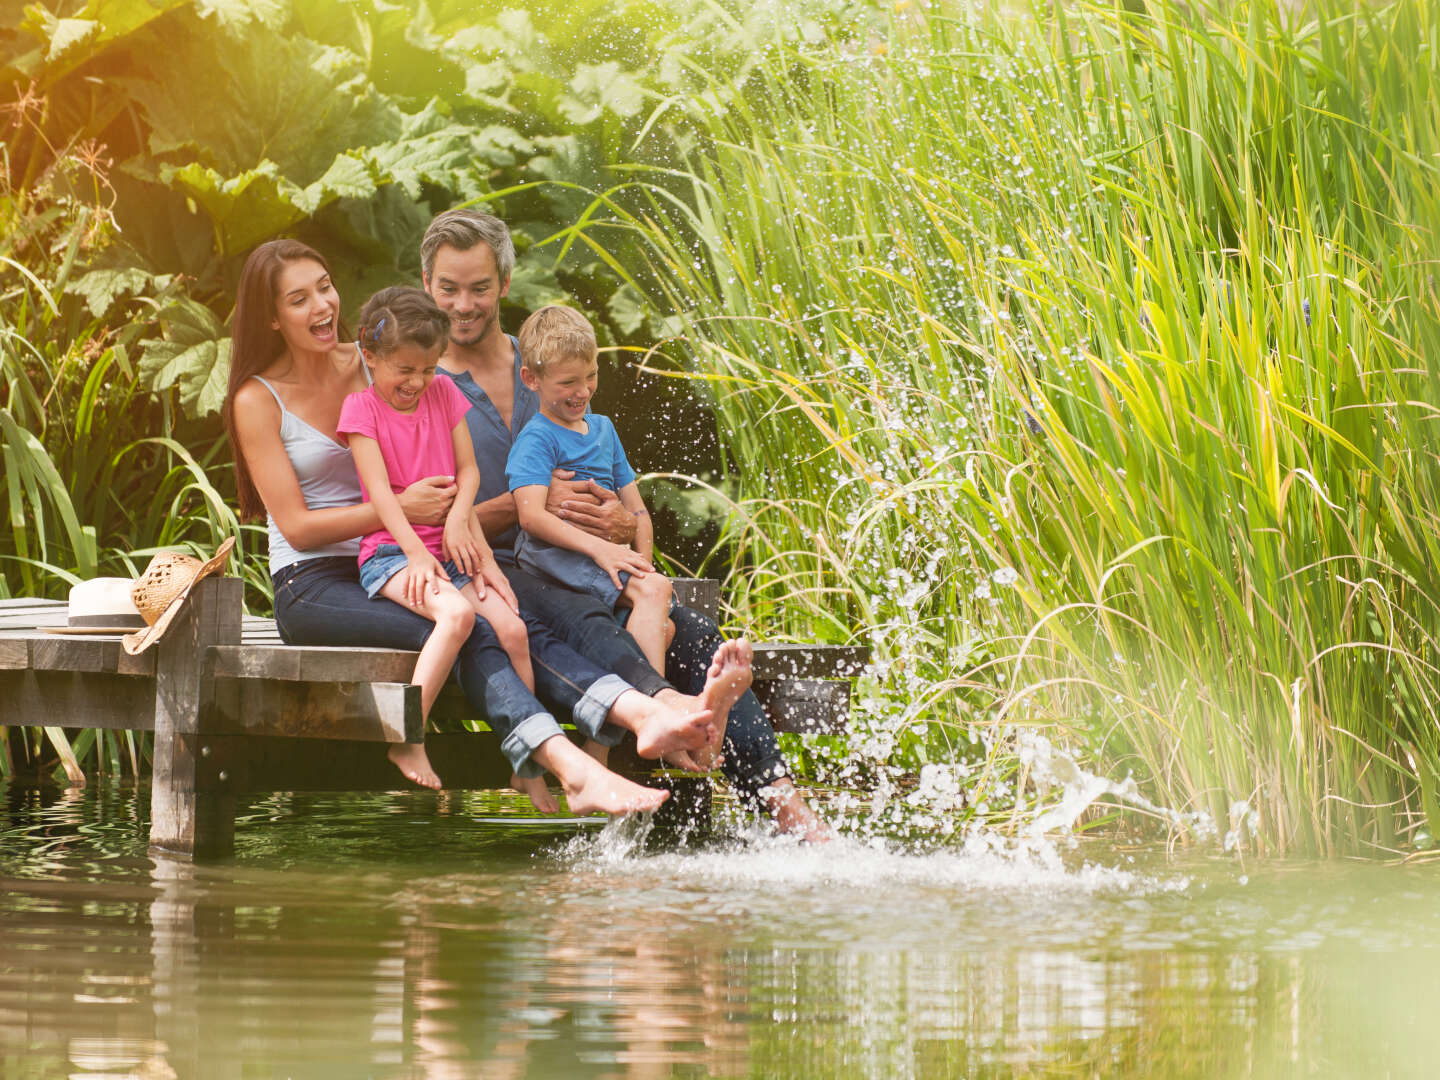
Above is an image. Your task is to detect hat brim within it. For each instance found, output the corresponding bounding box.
[43,625,145,635]
[122,536,237,656]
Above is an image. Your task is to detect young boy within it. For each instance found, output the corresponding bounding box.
[506,305,674,686]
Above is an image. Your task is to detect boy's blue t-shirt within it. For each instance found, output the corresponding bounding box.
[506,412,637,494]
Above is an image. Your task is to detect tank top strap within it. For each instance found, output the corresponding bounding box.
[250,375,289,414]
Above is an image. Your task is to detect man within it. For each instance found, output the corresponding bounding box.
[422,208,826,839]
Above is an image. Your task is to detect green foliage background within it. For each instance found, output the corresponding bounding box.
[5,0,1439,854]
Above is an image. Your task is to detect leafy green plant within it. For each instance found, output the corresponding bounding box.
[621,0,1440,853]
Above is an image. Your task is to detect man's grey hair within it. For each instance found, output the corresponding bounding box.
[421,208,516,283]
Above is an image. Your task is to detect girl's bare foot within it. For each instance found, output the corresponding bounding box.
[511,772,561,814]
[760,779,831,842]
[388,743,442,790]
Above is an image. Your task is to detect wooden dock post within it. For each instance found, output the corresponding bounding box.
[148,576,242,860]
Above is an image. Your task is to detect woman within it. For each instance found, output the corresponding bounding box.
[223,239,720,814]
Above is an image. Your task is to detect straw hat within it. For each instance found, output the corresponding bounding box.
[121,537,237,655]
[44,577,149,635]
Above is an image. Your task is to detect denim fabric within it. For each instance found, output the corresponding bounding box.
[358,544,471,597]
[272,556,570,777]
[501,559,674,697]
[664,602,791,809]
[504,561,791,808]
[514,533,624,607]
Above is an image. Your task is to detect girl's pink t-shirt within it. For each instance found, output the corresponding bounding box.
[336,377,472,566]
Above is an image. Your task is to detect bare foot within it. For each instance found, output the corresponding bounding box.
[511,772,561,814]
[621,695,714,768]
[560,753,670,816]
[761,779,831,842]
[388,743,442,790]
[688,639,752,768]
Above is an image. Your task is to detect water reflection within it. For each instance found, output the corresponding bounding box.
[1,782,1438,1078]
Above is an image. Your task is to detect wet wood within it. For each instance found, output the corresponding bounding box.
[753,678,852,735]
[149,577,241,859]
[208,678,421,743]
[751,643,868,680]
[0,670,156,730]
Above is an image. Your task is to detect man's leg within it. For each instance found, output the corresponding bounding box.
[504,562,673,695]
[662,604,829,839]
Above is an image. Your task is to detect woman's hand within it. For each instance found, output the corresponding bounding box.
[402,550,447,609]
[398,475,457,527]
[592,541,654,591]
[443,512,483,577]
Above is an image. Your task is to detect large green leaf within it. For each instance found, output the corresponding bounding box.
[137,297,230,417]
[10,0,188,83]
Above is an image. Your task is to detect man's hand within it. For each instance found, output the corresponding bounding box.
[545,469,638,546]
[398,475,457,526]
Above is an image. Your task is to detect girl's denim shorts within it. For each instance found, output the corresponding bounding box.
[358,544,471,598]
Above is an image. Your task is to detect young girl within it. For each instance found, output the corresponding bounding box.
[337,286,535,790]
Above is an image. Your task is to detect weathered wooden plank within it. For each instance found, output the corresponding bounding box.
[672,578,720,622]
[149,577,242,860]
[218,731,516,793]
[751,643,869,680]
[207,678,421,743]
[753,678,851,735]
[0,598,63,610]
[0,670,156,730]
[210,643,416,683]
[0,639,28,670]
[26,634,156,676]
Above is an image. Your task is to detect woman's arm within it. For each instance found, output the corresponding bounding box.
[232,380,454,550]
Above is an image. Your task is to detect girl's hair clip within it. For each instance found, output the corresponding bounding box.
[371,316,387,342]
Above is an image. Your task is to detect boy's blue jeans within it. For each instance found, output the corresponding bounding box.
[500,560,792,808]
[271,557,626,779]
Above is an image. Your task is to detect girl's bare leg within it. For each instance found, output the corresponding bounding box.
[462,581,535,691]
[377,574,474,791]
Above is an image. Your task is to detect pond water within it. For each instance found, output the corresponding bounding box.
[3,781,1438,1079]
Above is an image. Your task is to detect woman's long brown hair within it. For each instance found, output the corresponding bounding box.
[223,239,342,522]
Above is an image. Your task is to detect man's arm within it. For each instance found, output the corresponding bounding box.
[545,471,638,546]
[473,491,519,543]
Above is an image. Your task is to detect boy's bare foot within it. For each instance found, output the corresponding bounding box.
[561,754,670,816]
[622,697,714,769]
[511,772,560,814]
[760,779,832,842]
[678,638,753,769]
[388,743,442,790]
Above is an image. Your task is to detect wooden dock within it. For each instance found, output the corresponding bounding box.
[0,578,867,859]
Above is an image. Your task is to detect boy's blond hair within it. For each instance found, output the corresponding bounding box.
[517,305,596,375]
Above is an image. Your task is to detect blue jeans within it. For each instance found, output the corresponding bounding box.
[271,557,627,778]
[500,559,792,808]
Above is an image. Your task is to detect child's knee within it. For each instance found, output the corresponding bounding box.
[433,592,474,642]
[492,611,530,660]
[629,572,671,607]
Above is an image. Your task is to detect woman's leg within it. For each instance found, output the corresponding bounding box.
[274,559,677,815]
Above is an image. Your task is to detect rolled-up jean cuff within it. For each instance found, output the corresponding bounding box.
[502,712,567,779]
[571,674,630,747]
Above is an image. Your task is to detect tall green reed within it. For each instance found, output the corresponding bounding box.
[623,0,1440,852]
